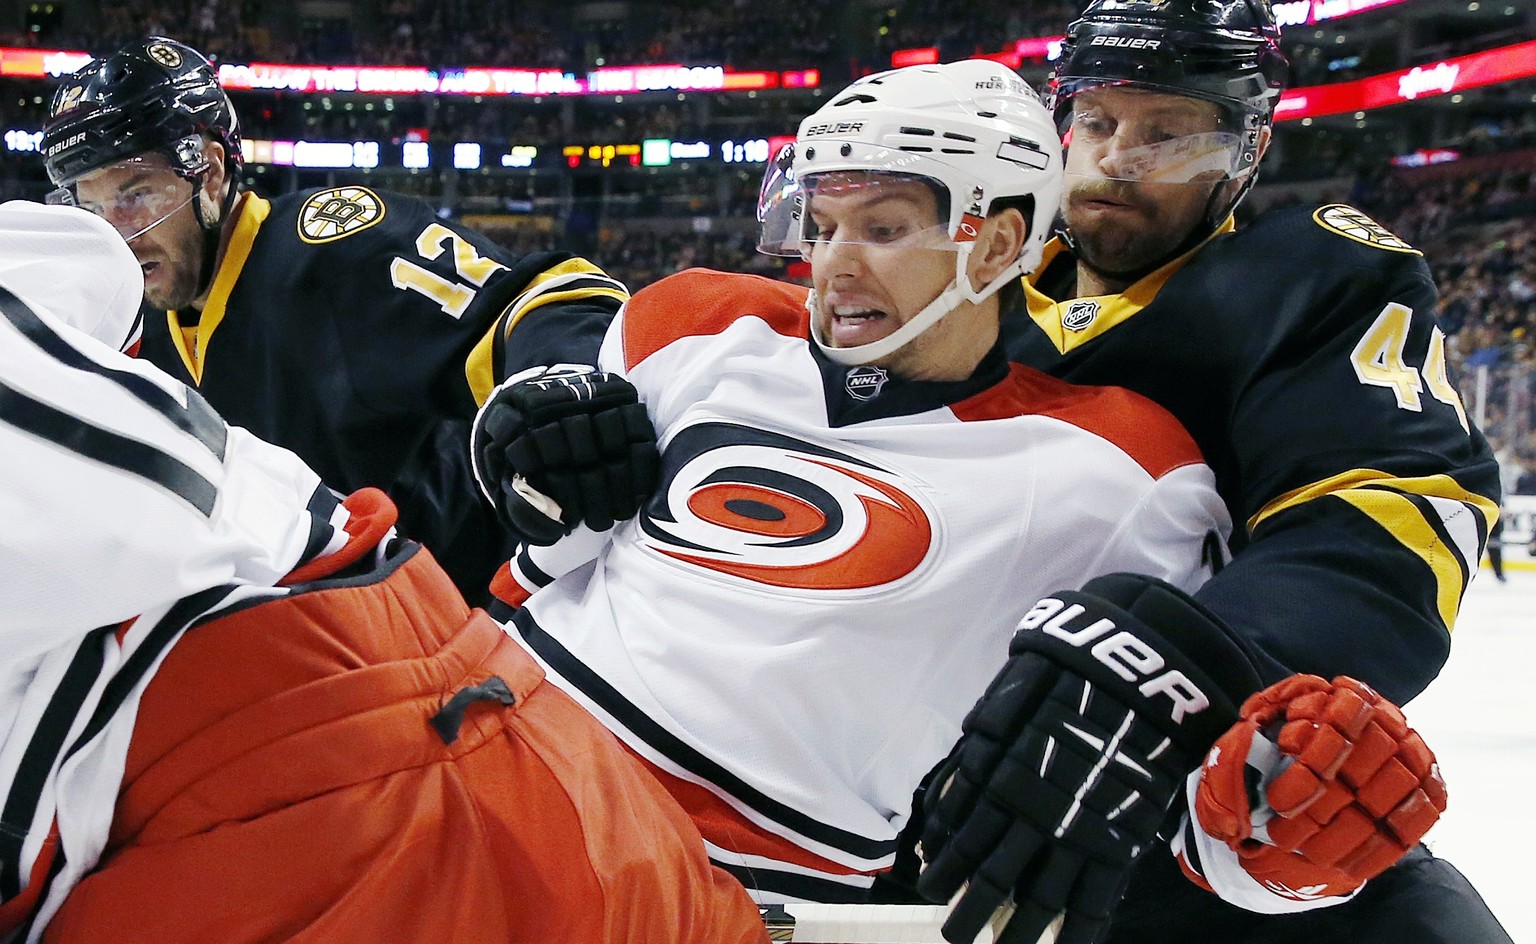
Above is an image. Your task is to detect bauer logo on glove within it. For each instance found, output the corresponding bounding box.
[471,364,660,545]
[917,573,1263,944]
[1015,594,1214,725]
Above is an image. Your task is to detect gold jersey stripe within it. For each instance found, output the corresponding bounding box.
[512,257,623,310]
[1336,489,1467,632]
[166,193,272,384]
[463,262,628,404]
[1250,468,1499,633]
[1021,217,1235,354]
[1249,468,1499,534]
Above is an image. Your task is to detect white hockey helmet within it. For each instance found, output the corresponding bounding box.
[758,59,1062,365]
[0,200,144,353]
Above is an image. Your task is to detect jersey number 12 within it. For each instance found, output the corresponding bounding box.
[390,223,509,319]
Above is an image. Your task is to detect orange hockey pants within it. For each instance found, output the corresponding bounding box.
[46,545,765,944]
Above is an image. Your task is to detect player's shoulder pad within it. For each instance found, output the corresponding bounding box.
[290,185,394,244]
[968,365,1205,480]
[1231,202,1421,260]
[621,267,809,371]
[1307,204,1421,256]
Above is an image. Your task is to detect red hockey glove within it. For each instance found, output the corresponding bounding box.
[1194,674,1446,900]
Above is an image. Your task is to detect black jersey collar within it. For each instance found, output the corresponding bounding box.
[812,339,1012,428]
[1022,218,1236,355]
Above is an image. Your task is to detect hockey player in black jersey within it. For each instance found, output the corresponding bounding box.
[996,0,1512,940]
[462,59,1454,944]
[38,37,631,601]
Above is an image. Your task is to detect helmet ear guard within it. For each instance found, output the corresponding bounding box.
[757,59,1063,366]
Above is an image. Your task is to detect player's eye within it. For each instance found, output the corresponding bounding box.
[120,187,155,209]
[1073,110,1114,140]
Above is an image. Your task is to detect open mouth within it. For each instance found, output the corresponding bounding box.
[833,305,887,325]
[824,301,893,347]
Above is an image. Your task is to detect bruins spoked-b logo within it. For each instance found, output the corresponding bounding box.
[638,422,936,594]
[1313,204,1419,255]
[146,41,183,68]
[298,187,386,243]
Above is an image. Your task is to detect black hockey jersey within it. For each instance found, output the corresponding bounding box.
[137,186,627,597]
[1003,203,1501,703]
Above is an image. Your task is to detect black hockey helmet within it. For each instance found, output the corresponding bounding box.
[1048,0,1288,170]
[42,37,242,230]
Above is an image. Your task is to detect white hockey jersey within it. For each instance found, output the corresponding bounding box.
[0,206,359,940]
[501,268,1231,902]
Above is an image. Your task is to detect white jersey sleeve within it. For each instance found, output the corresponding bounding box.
[0,284,320,656]
[1171,777,1360,914]
[1084,461,1229,596]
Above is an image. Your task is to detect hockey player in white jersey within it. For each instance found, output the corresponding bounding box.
[0,200,768,943]
[471,61,1449,944]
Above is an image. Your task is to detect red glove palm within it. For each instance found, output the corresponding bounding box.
[1194,675,1446,900]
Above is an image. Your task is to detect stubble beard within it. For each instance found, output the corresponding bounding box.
[1063,181,1172,280]
[143,230,207,312]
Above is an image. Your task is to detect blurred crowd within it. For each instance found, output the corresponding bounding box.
[8,0,1523,80]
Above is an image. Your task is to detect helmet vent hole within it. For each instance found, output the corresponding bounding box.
[942,132,976,142]
[898,146,933,153]
[899,127,935,136]
[833,94,878,106]
[940,148,976,155]
[977,111,998,118]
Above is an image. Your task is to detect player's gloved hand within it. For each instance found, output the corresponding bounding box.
[471,364,659,545]
[916,573,1262,944]
[1193,674,1446,900]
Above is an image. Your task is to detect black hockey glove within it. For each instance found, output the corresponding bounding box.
[471,365,660,545]
[916,573,1263,944]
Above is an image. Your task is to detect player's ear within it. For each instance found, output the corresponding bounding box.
[199,137,228,212]
[968,207,1027,291]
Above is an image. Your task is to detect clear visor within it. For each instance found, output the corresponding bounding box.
[46,154,196,243]
[1057,81,1254,186]
[757,144,956,260]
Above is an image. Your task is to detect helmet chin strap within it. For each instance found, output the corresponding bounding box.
[190,173,234,303]
[811,246,1022,366]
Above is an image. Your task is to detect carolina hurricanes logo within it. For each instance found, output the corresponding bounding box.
[639,422,934,591]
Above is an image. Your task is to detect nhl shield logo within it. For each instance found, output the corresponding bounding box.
[297,186,387,243]
[845,366,888,400]
[1062,299,1100,332]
